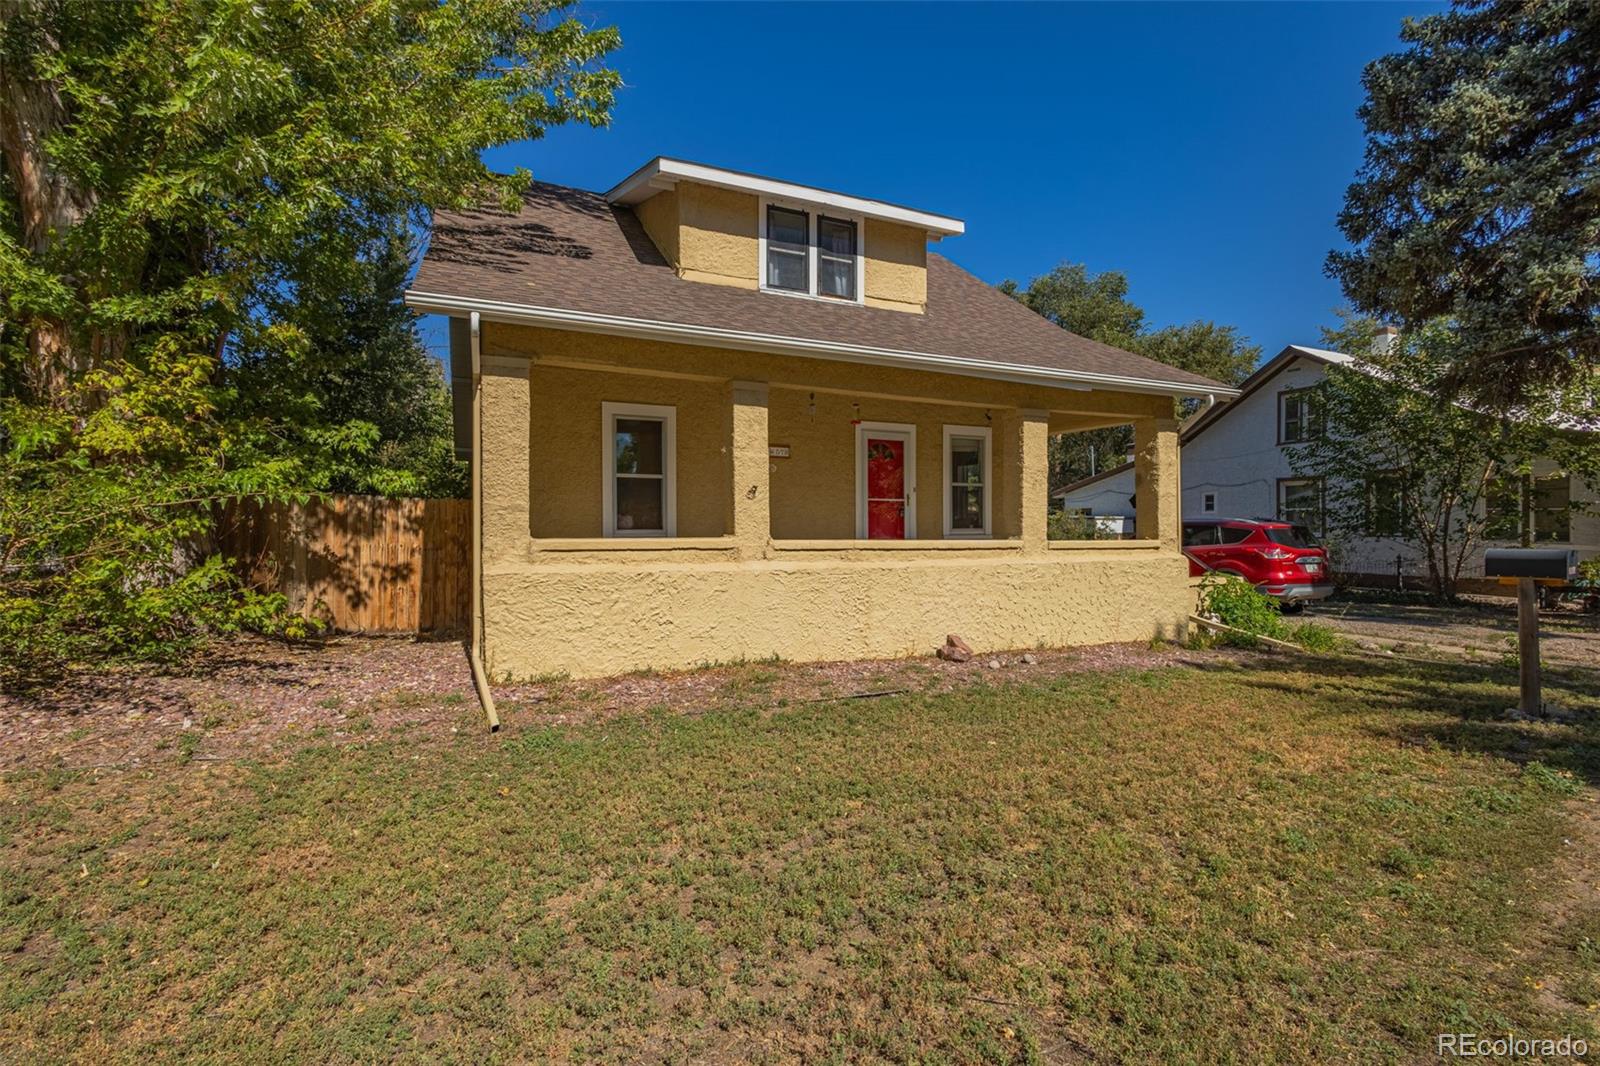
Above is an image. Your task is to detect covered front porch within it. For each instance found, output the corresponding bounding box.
[473,322,1192,679]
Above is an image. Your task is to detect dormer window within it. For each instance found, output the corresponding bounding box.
[765,205,809,292]
[817,216,857,300]
[761,200,861,303]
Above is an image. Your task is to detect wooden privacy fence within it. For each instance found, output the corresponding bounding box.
[218,495,470,634]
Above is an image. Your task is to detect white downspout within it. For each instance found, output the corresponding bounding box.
[466,311,499,732]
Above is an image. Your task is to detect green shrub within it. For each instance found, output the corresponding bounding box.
[1196,572,1344,652]
[1047,510,1119,541]
[1197,572,1289,646]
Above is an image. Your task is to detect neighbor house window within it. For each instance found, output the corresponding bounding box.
[1366,473,1405,538]
[762,201,862,302]
[1277,478,1323,536]
[1534,474,1572,542]
[602,402,676,537]
[1201,492,1217,514]
[1485,477,1520,540]
[943,425,991,536]
[1484,473,1572,542]
[1279,389,1321,444]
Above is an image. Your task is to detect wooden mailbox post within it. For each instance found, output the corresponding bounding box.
[1484,548,1578,717]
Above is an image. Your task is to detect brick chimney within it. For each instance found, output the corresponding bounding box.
[1371,324,1400,355]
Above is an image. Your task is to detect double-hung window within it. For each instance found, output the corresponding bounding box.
[1277,478,1323,536]
[602,402,676,537]
[1366,473,1405,538]
[765,206,810,293]
[943,426,991,536]
[762,202,860,302]
[1484,473,1573,542]
[1533,474,1572,542]
[816,216,857,300]
[1279,389,1321,445]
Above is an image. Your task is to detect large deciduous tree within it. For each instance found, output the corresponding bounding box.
[1329,0,1600,411]
[1000,263,1260,490]
[0,0,618,680]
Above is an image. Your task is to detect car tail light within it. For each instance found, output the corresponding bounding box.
[1256,547,1295,561]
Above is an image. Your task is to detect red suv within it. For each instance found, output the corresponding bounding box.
[1181,517,1333,610]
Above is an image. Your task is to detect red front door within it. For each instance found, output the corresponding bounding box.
[865,436,908,539]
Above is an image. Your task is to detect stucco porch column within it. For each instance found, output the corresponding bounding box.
[1134,416,1181,550]
[480,354,532,566]
[999,408,1051,553]
[728,380,770,559]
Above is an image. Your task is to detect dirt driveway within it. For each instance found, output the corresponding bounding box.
[1311,595,1600,666]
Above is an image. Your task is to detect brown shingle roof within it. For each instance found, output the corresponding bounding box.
[411,181,1229,395]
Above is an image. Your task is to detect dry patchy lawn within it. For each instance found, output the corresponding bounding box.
[3,643,1600,1062]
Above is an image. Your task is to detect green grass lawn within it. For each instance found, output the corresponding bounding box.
[4,656,1600,1063]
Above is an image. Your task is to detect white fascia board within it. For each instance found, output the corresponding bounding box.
[404,290,1237,400]
[604,157,965,237]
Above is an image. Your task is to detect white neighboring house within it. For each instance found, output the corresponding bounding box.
[1054,343,1599,586]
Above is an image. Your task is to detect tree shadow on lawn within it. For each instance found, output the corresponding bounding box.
[1232,651,1600,787]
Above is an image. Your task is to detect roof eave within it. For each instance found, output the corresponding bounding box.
[404,290,1237,401]
[603,156,966,237]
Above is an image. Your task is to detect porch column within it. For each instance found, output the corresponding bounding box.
[479,354,531,565]
[1000,408,1051,553]
[1134,416,1181,550]
[728,380,770,559]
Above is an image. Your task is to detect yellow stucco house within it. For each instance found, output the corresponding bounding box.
[406,158,1236,680]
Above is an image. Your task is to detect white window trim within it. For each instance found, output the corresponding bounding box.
[1201,492,1217,514]
[854,421,917,539]
[758,195,866,306]
[941,425,991,537]
[601,401,677,537]
[1278,477,1322,532]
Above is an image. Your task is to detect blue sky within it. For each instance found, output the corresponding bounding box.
[422,1,1443,367]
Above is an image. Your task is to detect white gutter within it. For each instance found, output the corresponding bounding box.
[405,291,1238,401]
[466,311,499,733]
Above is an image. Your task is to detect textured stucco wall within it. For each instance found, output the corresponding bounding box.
[634,187,679,269]
[767,390,1002,539]
[484,323,1171,424]
[473,322,1193,678]
[863,218,927,313]
[677,183,759,290]
[481,550,1195,679]
[631,182,928,312]
[525,365,731,539]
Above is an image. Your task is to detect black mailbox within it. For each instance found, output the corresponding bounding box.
[1483,548,1577,581]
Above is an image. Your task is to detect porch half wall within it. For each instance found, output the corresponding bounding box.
[474,322,1192,679]
[483,551,1193,678]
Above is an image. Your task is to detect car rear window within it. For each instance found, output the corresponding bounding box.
[1265,526,1314,548]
